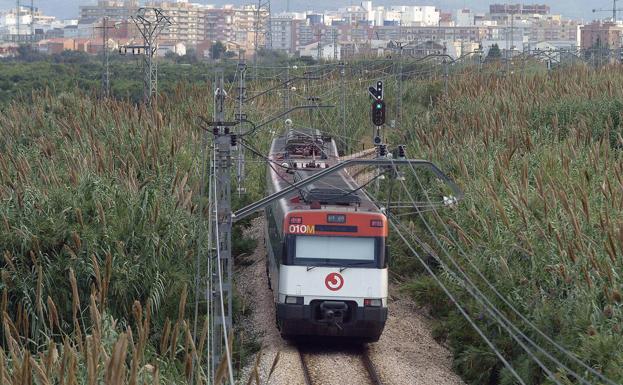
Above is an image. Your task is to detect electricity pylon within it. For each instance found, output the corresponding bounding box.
[121,8,172,106]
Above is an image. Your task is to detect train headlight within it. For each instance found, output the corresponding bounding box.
[285,296,304,305]
[364,299,382,307]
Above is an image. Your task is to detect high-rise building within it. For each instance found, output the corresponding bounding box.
[530,19,580,45]
[489,4,550,16]
[146,1,202,45]
[79,0,139,21]
[271,17,294,51]
[580,21,623,50]
[202,6,236,44]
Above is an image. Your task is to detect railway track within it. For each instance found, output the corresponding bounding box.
[298,345,383,385]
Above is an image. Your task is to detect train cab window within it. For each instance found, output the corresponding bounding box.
[284,235,386,268]
[296,236,375,261]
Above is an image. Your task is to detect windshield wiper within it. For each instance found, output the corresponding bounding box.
[306,266,316,271]
[340,261,374,272]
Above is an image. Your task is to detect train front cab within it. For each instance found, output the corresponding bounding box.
[271,211,389,342]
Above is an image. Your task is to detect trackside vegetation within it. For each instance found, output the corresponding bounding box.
[394,65,623,384]
[1,54,622,385]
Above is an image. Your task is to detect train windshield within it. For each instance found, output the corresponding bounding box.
[287,235,385,268]
[296,236,375,261]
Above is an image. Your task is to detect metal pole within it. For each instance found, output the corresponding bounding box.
[16,0,20,42]
[236,54,247,195]
[333,29,338,60]
[340,62,346,149]
[397,43,403,131]
[253,0,260,78]
[30,0,33,40]
[211,70,234,382]
[128,8,172,106]
[284,65,290,112]
[443,58,448,95]
[101,17,111,98]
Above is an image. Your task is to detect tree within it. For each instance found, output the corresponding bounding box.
[211,41,226,60]
[486,44,502,61]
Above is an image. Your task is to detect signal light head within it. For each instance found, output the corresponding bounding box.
[398,145,406,158]
[379,144,387,157]
[371,99,386,126]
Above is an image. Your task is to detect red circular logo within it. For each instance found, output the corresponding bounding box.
[325,272,344,291]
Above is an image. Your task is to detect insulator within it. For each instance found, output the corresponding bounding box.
[230,134,237,147]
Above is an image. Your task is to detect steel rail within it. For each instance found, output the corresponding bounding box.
[298,346,383,385]
[298,348,314,385]
[359,348,383,385]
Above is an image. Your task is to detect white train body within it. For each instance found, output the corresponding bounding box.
[264,129,388,341]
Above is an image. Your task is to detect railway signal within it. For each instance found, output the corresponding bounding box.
[369,80,386,127]
[371,100,386,127]
[397,145,406,159]
[368,80,384,101]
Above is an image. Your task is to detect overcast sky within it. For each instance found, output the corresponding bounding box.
[0,1,603,21]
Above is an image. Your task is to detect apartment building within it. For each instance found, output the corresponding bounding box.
[202,6,235,44]
[146,1,202,45]
[79,0,139,21]
[376,25,491,43]
[580,21,623,50]
[489,3,551,16]
[529,19,580,45]
[271,17,294,51]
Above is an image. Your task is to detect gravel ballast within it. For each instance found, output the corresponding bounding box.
[237,217,465,385]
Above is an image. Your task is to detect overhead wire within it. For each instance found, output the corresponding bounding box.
[400,154,619,385]
[382,171,563,382]
[387,215,528,385]
[388,157,603,385]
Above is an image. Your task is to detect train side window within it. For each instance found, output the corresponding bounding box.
[283,235,295,265]
[376,238,388,268]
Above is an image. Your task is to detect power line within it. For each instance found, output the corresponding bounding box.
[390,156,616,385]
[400,153,620,385]
[96,17,116,98]
[388,218,528,385]
[120,7,173,106]
[209,71,235,383]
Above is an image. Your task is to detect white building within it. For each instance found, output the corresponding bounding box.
[390,6,439,27]
[0,6,65,39]
[299,41,341,60]
[455,9,474,27]
[157,41,186,56]
[0,7,34,36]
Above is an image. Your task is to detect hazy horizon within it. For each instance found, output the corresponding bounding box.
[0,0,602,21]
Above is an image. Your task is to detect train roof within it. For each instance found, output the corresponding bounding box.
[268,128,379,212]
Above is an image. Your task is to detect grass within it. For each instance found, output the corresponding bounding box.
[393,64,623,384]
[2,56,622,384]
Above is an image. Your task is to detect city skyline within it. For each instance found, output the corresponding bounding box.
[0,0,605,21]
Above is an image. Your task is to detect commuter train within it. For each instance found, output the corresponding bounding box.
[264,128,388,342]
